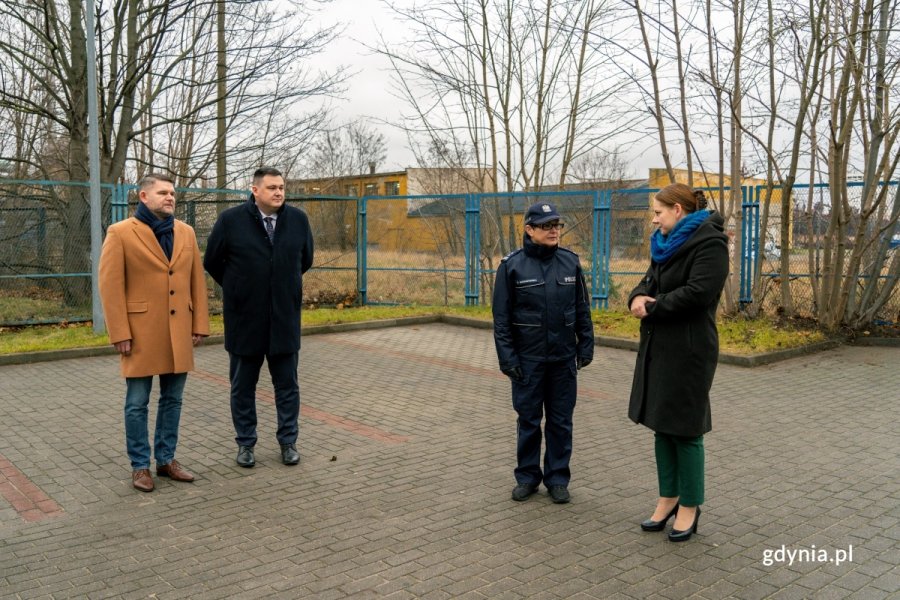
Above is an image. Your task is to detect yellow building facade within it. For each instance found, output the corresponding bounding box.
[289,167,783,255]
[288,168,490,255]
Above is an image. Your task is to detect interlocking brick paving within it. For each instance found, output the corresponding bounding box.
[1,323,897,598]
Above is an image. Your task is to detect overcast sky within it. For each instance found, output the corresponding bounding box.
[310,0,677,182]
[312,0,677,179]
[309,1,713,181]
[315,0,417,171]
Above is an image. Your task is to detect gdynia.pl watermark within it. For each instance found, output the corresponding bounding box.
[762,545,854,567]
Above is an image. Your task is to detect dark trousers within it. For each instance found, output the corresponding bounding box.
[229,352,300,447]
[511,359,577,487]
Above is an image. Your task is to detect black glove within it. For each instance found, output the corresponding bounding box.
[576,356,592,370]
[502,366,524,382]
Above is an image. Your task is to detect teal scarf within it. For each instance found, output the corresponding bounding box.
[650,209,709,263]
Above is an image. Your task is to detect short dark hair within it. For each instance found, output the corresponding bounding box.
[138,173,175,191]
[253,167,283,185]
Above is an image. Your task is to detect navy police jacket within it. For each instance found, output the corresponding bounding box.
[492,235,594,369]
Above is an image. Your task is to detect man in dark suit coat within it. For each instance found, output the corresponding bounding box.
[204,167,314,467]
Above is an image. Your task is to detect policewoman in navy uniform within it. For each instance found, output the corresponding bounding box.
[492,202,594,504]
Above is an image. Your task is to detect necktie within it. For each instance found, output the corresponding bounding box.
[264,216,274,244]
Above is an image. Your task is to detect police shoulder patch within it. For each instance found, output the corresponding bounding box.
[501,249,522,262]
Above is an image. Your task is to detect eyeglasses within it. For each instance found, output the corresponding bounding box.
[532,222,565,231]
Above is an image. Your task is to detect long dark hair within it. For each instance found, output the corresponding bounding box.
[655,183,708,213]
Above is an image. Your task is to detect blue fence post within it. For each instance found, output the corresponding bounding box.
[464,193,481,306]
[740,185,759,305]
[185,199,196,227]
[111,183,129,223]
[37,206,47,256]
[591,189,611,309]
[357,195,368,305]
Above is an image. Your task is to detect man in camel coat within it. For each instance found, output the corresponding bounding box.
[99,173,209,492]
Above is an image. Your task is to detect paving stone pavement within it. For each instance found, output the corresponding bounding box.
[1,323,898,599]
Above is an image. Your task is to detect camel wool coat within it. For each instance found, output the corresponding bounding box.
[99,217,210,378]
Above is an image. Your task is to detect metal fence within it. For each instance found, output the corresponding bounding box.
[0,178,897,326]
[741,181,899,323]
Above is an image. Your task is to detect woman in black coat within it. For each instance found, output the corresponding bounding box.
[628,183,729,542]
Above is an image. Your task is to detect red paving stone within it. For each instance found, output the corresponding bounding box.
[0,455,64,523]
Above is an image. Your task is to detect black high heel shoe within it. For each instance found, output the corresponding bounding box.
[640,504,678,532]
[668,507,701,542]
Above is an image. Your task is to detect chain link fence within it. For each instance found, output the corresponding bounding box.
[1,178,896,326]
[150,190,361,314]
[747,182,899,324]
[360,195,468,306]
[0,180,113,324]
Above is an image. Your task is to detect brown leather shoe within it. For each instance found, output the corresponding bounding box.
[156,460,195,482]
[132,469,154,492]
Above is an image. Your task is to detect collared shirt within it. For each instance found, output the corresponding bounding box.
[257,208,277,228]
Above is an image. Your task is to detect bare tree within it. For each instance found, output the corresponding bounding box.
[818,0,900,328]
[715,0,898,328]
[720,0,750,315]
[376,0,632,258]
[0,0,343,305]
[305,120,388,250]
[632,0,677,182]
[568,148,634,184]
[625,0,750,310]
[308,120,388,184]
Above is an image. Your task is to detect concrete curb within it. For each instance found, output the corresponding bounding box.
[594,335,852,367]
[303,315,443,335]
[0,316,445,367]
[715,339,843,367]
[0,315,893,367]
[595,335,640,352]
[847,336,900,347]
[446,318,882,368]
[417,317,857,367]
[0,345,120,366]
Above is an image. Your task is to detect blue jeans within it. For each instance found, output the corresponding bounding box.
[124,373,188,470]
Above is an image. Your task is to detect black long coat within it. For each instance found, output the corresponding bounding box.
[627,212,729,437]
[204,198,314,356]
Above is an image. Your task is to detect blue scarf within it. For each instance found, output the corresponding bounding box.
[650,209,709,264]
[134,201,174,260]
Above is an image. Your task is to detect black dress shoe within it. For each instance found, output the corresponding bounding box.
[668,507,701,542]
[511,483,538,501]
[548,485,570,504]
[280,443,299,465]
[641,504,678,531]
[236,445,255,468]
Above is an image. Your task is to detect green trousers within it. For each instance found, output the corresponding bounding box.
[655,432,704,506]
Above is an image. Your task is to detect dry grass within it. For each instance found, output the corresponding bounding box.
[0,305,834,356]
[2,247,895,326]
